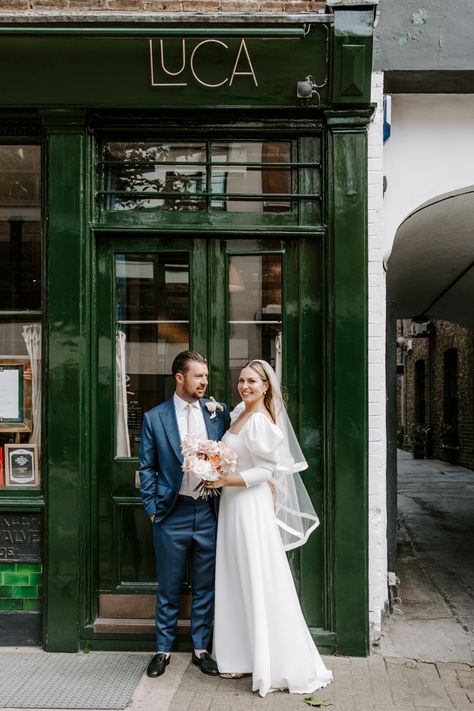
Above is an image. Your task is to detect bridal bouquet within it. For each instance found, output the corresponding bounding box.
[181,434,237,500]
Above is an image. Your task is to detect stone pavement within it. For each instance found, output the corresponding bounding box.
[378,451,474,664]
[0,649,472,711]
[166,655,474,711]
[163,652,474,711]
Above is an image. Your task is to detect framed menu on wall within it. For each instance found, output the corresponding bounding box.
[0,364,23,423]
[0,359,32,433]
[4,444,39,487]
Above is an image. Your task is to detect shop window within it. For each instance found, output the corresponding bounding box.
[414,359,426,425]
[443,348,458,443]
[98,138,321,223]
[0,146,42,311]
[0,322,42,487]
[115,253,190,458]
[228,253,282,407]
[0,143,42,489]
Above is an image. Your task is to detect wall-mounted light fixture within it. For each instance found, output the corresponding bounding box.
[296,75,321,104]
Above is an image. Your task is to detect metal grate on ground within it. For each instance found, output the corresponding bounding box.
[0,652,150,709]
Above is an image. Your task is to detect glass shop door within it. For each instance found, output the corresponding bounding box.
[92,234,323,639]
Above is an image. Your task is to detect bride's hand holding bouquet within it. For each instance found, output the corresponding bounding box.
[181,433,237,499]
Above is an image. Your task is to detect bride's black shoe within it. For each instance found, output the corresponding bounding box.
[192,651,219,675]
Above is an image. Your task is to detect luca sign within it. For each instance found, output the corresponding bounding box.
[150,38,258,89]
[0,28,329,108]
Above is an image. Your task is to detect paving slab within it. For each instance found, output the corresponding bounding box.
[163,654,474,710]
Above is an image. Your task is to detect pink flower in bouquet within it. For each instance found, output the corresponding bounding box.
[181,435,238,499]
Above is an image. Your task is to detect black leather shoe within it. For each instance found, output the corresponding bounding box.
[192,651,219,676]
[146,653,170,678]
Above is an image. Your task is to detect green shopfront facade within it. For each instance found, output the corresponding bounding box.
[0,10,375,655]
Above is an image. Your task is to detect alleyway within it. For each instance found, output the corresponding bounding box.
[378,450,474,664]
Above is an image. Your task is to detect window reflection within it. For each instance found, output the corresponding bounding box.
[102,140,293,214]
[228,254,282,406]
[0,321,42,487]
[105,143,206,211]
[115,253,189,457]
[211,141,291,213]
[0,146,41,310]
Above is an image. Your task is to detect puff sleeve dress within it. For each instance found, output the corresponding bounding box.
[213,412,332,697]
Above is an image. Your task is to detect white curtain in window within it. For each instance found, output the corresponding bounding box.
[275,331,282,384]
[22,323,41,445]
[116,329,131,458]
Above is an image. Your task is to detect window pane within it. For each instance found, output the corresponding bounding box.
[211,141,291,213]
[0,321,42,487]
[0,146,41,310]
[115,253,189,457]
[228,254,282,407]
[104,142,206,211]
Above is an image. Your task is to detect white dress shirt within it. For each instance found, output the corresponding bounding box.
[174,393,208,495]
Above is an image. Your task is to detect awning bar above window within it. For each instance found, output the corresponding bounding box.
[0,26,310,37]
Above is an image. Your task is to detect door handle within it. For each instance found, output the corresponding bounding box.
[135,471,140,489]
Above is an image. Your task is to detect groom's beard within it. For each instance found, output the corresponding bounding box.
[182,383,207,401]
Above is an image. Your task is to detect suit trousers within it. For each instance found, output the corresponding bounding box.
[153,495,217,652]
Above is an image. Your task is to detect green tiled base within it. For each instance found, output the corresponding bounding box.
[2,573,30,585]
[16,564,42,573]
[0,599,23,611]
[23,599,41,612]
[0,563,42,612]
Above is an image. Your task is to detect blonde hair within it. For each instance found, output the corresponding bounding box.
[244,360,283,424]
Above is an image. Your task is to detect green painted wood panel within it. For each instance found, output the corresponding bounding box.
[43,112,88,652]
[0,28,330,109]
[327,117,369,656]
[297,238,325,631]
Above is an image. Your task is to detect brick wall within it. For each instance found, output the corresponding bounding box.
[0,1,326,12]
[0,563,42,612]
[398,319,474,470]
[367,70,387,638]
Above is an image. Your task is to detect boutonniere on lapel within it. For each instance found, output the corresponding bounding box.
[205,396,224,422]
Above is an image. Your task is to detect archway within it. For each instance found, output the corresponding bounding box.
[383,189,474,662]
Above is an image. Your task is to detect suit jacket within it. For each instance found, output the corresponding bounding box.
[139,395,230,524]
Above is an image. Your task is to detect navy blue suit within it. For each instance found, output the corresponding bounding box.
[139,396,230,652]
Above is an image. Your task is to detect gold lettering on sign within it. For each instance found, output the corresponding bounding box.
[160,39,186,77]
[190,40,229,88]
[149,38,258,89]
[150,39,187,86]
[229,39,258,87]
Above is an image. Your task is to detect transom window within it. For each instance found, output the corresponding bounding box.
[97,138,321,225]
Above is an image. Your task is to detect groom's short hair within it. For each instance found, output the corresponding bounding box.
[172,350,208,376]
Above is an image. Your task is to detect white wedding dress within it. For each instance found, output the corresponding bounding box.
[213,412,332,697]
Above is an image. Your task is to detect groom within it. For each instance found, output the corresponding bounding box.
[139,350,230,678]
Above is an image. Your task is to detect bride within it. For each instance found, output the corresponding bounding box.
[205,359,332,697]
